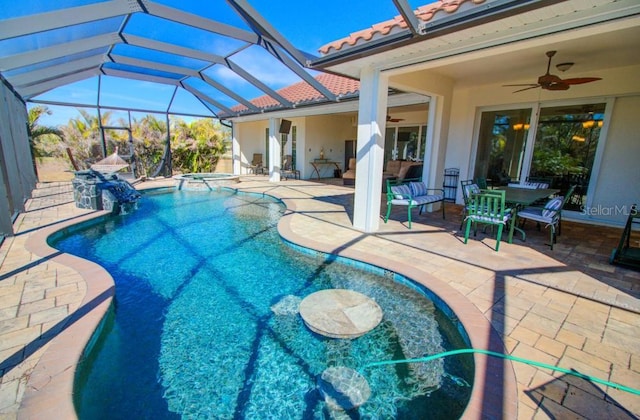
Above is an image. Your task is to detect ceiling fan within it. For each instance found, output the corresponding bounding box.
[505,51,602,93]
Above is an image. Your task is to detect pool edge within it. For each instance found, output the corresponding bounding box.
[20,210,115,420]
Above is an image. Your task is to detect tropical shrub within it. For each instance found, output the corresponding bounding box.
[170,118,229,173]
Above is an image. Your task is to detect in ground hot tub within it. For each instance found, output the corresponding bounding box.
[173,173,240,190]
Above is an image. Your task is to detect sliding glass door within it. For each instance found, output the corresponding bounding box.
[474,102,607,211]
[474,108,532,186]
[530,103,605,211]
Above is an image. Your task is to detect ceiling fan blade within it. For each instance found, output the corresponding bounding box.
[512,85,541,93]
[561,77,602,85]
[503,83,539,87]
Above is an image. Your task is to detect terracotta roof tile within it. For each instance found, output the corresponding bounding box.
[230,73,360,114]
[319,0,486,55]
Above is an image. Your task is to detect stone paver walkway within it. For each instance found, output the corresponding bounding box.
[1,177,638,419]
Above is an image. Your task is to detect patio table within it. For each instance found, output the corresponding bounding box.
[496,186,560,242]
[309,160,341,179]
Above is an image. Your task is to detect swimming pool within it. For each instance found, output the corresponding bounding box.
[50,188,473,418]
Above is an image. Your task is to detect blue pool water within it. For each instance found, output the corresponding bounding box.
[51,188,473,419]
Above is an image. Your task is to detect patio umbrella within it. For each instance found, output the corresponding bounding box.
[91,147,129,173]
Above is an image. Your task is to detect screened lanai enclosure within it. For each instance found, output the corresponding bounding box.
[0,0,374,237]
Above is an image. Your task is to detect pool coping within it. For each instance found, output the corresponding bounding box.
[20,210,114,420]
[18,182,517,419]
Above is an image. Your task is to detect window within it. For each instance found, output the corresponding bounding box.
[384,125,427,163]
[291,125,297,168]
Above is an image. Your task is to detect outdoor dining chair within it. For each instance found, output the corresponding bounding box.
[474,177,488,189]
[249,153,264,174]
[463,189,512,251]
[460,179,480,229]
[281,155,300,180]
[517,185,576,249]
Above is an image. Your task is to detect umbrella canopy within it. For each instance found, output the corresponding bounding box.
[91,148,130,173]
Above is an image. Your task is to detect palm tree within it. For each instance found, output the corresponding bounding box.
[170,118,228,173]
[27,105,64,177]
[61,109,115,169]
[131,114,168,176]
[27,105,63,158]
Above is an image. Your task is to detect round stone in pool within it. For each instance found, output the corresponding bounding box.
[318,366,371,411]
[299,289,382,339]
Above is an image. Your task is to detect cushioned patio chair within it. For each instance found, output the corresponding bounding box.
[517,185,575,249]
[557,184,576,236]
[474,177,488,190]
[525,176,553,189]
[383,179,445,229]
[343,157,356,185]
[463,189,512,251]
[459,179,480,229]
[249,153,264,174]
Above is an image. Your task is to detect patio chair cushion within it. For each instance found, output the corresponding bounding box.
[413,194,445,206]
[384,179,446,228]
[409,181,428,197]
[464,183,480,198]
[524,181,549,189]
[542,196,563,218]
[390,184,411,199]
[468,213,512,223]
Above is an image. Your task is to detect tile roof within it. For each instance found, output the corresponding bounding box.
[319,0,487,55]
[230,73,360,113]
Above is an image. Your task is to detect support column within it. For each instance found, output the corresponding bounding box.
[268,118,281,182]
[423,94,440,186]
[353,67,388,232]
[232,125,241,175]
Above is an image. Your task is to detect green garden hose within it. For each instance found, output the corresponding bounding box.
[363,348,640,395]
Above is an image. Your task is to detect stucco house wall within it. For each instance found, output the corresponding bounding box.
[234,120,267,174]
[235,113,359,179]
[592,95,640,224]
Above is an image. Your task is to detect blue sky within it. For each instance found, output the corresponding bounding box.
[28,0,415,127]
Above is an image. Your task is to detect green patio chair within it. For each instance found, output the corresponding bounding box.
[460,179,480,229]
[474,177,488,190]
[557,184,576,236]
[463,189,512,251]
[384,179,445,229]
